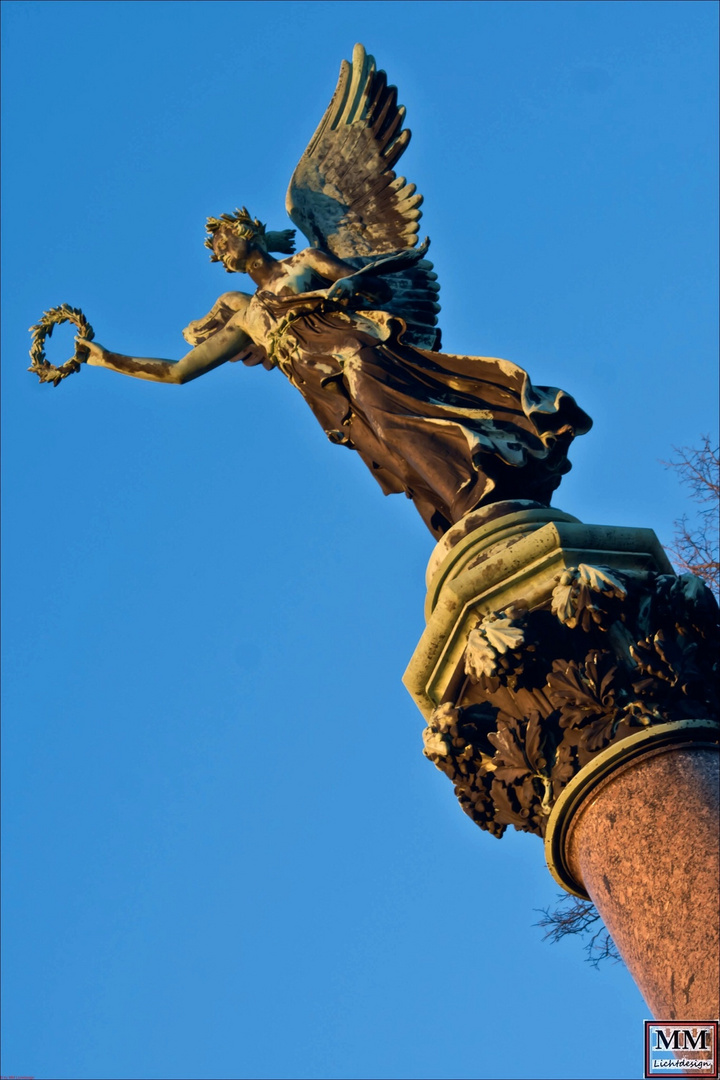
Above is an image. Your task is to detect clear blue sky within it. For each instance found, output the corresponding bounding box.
[2,3,717,1079]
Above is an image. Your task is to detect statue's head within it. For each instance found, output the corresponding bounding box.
[205,207,267,272]
[205,208,295,271]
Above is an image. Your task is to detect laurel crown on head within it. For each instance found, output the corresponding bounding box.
[205,207,267,260]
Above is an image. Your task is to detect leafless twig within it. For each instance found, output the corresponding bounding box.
[535,894,622,967]
[664,435,720,596]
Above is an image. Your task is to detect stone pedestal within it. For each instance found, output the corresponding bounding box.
[404,504,719,1020]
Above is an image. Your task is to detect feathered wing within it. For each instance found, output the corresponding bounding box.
[286,43,442,349]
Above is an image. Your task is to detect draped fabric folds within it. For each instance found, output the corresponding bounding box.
[239,300,592,539]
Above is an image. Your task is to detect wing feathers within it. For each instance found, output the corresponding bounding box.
[339,44,372,125]
[286,43,442,347]
[287,45,422,257]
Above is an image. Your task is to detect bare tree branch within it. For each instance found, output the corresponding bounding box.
[664,435,720,596]
[536,895,622,967]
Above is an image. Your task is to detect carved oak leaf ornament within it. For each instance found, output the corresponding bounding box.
[422,566,718,839]
[551,564,627,632]
[465,613,525,681]
[422,702,505,836]
[421,703,462,778]
[631,630,702,695]
[582,716,623,753]
[524,712,548,774]
[639,572,719,641]
[490,780,531,830]
[546,650,618,726]
[552,741,577,788]
[484,615,526,654]
[488,712,554,829]
[676,572,711,608]
[488,717,533,783]
[422,728,453,763]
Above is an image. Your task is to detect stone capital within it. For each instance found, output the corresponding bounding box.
[404,507,719,853]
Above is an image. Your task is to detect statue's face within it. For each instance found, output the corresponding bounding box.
[212,228,250,273]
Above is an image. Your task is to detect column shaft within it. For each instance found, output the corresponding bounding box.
[566,747,719,1021]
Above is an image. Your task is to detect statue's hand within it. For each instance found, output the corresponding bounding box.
[325,277,355,302]
[273,229,296,255]
[74,337,105,365]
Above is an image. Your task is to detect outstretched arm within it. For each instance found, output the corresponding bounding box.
[77,307,253,385]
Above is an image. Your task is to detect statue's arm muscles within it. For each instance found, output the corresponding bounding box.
[78,306,253,386]
[302,249,391,303]
[302,249,357,281]
[182,291,250,345]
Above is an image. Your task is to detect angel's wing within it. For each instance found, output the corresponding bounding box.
[287,43,421,257]
[287,43,441,349]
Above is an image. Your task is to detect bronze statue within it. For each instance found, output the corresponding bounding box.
[31,44,591,539]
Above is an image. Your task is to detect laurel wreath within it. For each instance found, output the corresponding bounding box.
[28,304,94,386]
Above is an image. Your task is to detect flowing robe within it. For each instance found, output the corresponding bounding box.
[237,295,592,539]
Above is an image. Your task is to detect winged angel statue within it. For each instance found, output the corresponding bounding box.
[68,44,591,539]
